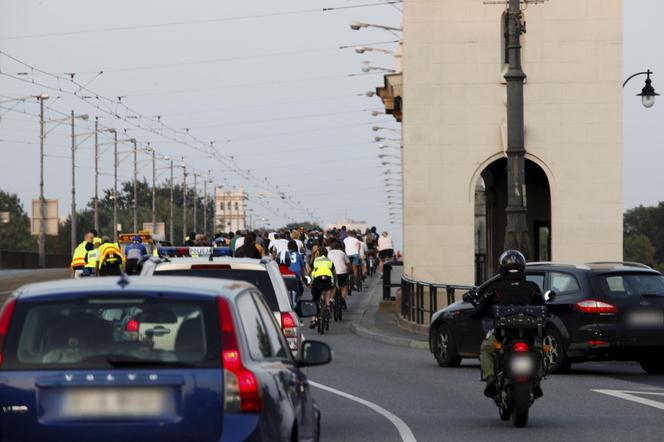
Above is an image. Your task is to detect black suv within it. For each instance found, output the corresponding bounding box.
[429,262,664,374]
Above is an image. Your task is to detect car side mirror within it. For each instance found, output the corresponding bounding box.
[297,340,332,367]
[296,300,319,318]
[544,290,557,303]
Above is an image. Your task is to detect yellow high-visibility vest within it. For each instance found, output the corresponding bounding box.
[312,256,334,278]
[99,243,125,267]
[70,241,88,269]
[85,249,100,269]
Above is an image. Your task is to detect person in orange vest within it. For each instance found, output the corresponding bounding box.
[98,236,126,276]
[70,231,94,279]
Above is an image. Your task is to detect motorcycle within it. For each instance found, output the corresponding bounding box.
[464,290,549,428]
[491,305,548,427]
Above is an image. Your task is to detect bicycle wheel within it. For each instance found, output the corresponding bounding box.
[325,307,331,331]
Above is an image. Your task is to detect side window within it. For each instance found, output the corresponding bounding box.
[236,293,272,360]
[526,273,545,292]
[251,292,289,359]
[550,272,580,295]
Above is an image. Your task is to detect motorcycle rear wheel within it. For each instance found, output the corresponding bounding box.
[512,384,530,428]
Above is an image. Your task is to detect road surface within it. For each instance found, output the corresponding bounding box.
[308,278,664,441]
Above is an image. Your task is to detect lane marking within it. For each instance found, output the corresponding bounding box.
[593,389,664,411]
[310,381,417,442]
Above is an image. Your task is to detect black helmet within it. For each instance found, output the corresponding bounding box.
[499,250,526,276]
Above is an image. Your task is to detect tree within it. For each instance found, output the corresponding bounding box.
[283,222,322,232]
[624,204,664,264]
[0,190,37,251]
[624,233,656,267]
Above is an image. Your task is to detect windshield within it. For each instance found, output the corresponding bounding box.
[593,273,664,297]
[4,297,220,369]
[155,269,280,311]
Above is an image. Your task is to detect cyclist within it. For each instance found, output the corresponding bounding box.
[287,240,305,302]
[124,235,147,275]
[377,231,394,275]
[310,246,335,329]
[343,230,362,289]
[328,240,350,307]
[83,237,102,277]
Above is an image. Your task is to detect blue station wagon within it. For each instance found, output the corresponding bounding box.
[0,276,330,442]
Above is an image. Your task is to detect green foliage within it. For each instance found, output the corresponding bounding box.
[624,233,656,267]
[282,222,322,232]
[0,190,37,251]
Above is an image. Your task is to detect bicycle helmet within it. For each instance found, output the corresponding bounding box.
[498,250,526,276]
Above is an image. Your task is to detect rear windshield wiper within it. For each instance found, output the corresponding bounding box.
[106,355,195,368]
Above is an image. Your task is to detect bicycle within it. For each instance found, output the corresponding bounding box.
[333,287,344,321]
[317,298,331,335]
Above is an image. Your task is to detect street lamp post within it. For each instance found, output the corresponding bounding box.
[94,117,99,233]
[623,70,659,108]
[113,132,119,242]
[69,111,89,253]
[193,173,198,234]
[503,0,531,257]
[181,161,187,242]
[37,93,49,269]
[132,139,138,233]
[70,111,76,253]
[169,159,174,242]
[151,146,156,234]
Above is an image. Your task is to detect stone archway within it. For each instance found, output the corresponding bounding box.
[474,158,551,284]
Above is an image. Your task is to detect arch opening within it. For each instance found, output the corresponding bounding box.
[474,158,551,284]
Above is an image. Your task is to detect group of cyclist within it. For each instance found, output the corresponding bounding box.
[308,226,395,330]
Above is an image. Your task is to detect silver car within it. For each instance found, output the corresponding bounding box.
[141,257,304,355]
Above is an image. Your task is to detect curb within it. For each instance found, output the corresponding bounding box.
[349,321,429,350]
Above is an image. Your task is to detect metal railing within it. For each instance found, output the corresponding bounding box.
[400,274,475,325]
[0,250,69,269]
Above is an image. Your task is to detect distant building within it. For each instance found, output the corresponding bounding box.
[326,220,368,233]
[215,188,246,233]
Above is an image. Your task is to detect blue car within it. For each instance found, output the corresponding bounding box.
[0,276,330,441]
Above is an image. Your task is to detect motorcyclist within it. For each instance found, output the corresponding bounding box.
[472,250,545,398]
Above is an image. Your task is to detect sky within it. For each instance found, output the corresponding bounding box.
[0,0,403,243]
[0,0,660,250]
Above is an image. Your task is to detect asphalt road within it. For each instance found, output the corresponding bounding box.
[307,278,664,442]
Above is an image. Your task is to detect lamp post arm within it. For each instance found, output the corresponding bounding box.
[623,71,652,88]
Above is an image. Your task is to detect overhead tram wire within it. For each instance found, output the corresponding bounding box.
[0,53,319,221]
[70,41,398,75]
[0,2,403,40]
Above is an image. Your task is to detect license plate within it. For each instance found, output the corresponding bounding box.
[510,357,534,375]
[627,311,664,328]
[189,247,212,256]
[63,388,168,417]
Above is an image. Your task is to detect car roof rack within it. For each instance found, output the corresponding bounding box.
[586,261,652,269]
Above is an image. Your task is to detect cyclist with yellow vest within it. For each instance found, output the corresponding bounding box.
[70,231,94,279]
[83,237,102,277]
[98,236,126,276]
[309,247,335,329]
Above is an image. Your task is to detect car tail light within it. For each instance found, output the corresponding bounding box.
[217,298,261,413]
[280,312,298,339]
[575,300,618,314]
[0,298,17,367]
[513,342,529,353]
[588,340,609,347]
[125,319,139,332]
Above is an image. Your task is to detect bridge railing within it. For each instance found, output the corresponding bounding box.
[399,274,475,326]
[0,250,69,269]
